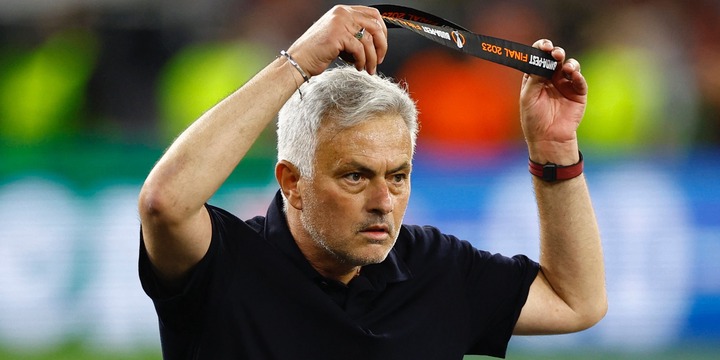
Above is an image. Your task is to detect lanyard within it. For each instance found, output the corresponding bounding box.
[371,4,558,78]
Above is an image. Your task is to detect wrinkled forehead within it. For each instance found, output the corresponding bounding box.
[314,113,414,161]
[317,112,411,143]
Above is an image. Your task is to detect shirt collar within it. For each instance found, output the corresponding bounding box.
[263,190,412,287]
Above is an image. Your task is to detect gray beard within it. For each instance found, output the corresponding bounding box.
[300,209,349,264]
[299,207,399,266]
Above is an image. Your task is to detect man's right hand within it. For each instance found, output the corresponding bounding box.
[286,5,388,76]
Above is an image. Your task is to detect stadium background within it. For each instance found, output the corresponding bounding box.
[1,0,718,358]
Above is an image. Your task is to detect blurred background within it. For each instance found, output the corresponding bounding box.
[0,0,718,359]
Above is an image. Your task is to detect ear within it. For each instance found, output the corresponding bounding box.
[275,160,304,210]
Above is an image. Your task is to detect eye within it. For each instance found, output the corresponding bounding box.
[391,173,407,184]
[344,173,363,182]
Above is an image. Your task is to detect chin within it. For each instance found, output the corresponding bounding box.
[354,245,393,265]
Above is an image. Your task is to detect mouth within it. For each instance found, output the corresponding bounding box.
[359,224,391,242]
[361,223,389,233]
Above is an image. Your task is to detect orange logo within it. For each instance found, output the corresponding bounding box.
[451,31,466,49]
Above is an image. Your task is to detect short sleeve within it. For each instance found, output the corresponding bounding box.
[464,251,539,357]
[137,205,240,328]
[399,225,539,358]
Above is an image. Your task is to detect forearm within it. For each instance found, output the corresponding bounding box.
[140,57,302,220]
[533,173,607,324]
[514,39,605,334]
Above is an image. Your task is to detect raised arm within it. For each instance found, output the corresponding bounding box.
[138,5,388,285]
[513,40,607,334]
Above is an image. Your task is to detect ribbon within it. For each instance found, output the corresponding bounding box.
[371,4,559,78]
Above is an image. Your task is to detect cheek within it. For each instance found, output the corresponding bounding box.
[393,194,410,220]
[304,187,355,225]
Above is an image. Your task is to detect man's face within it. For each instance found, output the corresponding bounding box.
[298,114,413,267]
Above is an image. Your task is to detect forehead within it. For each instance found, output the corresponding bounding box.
[315,114,413,166]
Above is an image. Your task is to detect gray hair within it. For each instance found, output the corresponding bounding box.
[277,65,419,178]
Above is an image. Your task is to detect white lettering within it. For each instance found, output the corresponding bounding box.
[421,26,451,41]
[529,55,558,71]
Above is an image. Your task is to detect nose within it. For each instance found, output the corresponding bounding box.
[367,179,394,215]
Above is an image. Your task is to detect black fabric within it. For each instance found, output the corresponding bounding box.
[371,4,559,78]
[139,191,539,359]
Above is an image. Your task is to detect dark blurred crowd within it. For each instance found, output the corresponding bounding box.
[1,0,718,157]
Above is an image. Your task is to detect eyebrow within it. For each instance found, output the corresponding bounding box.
[388,162,412,174]
[339,160,412,176]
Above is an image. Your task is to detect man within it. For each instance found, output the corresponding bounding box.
[138,5,606,359]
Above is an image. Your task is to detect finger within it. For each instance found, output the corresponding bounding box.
[359,31,379,74]
[366,20,388,66]
[359,10,388,64]
[351,6,387,38]
[563,58,581,74]
[552,46,567,62]
[524,39,557,84]
[345,31,367,71]
[562,58,588,95]
[532,39,554,52]
[339,23,384,73]
[346,6,387,64]
[571,71,588,95]
[335,11,369,68]
[560,58,578,79]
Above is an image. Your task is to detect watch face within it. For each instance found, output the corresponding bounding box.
[529,152,583,182]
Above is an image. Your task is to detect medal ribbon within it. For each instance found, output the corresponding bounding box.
[371,4,559,78]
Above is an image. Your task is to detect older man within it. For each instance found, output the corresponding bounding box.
[138,5,606,359]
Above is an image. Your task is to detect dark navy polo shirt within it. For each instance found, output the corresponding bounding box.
[139,191,539,359]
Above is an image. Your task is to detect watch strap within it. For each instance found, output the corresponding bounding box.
[529,151,584,182]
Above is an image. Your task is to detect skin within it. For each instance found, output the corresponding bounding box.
[513,40,607,334]
[277,114,413,284]
[138,4,606,338]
